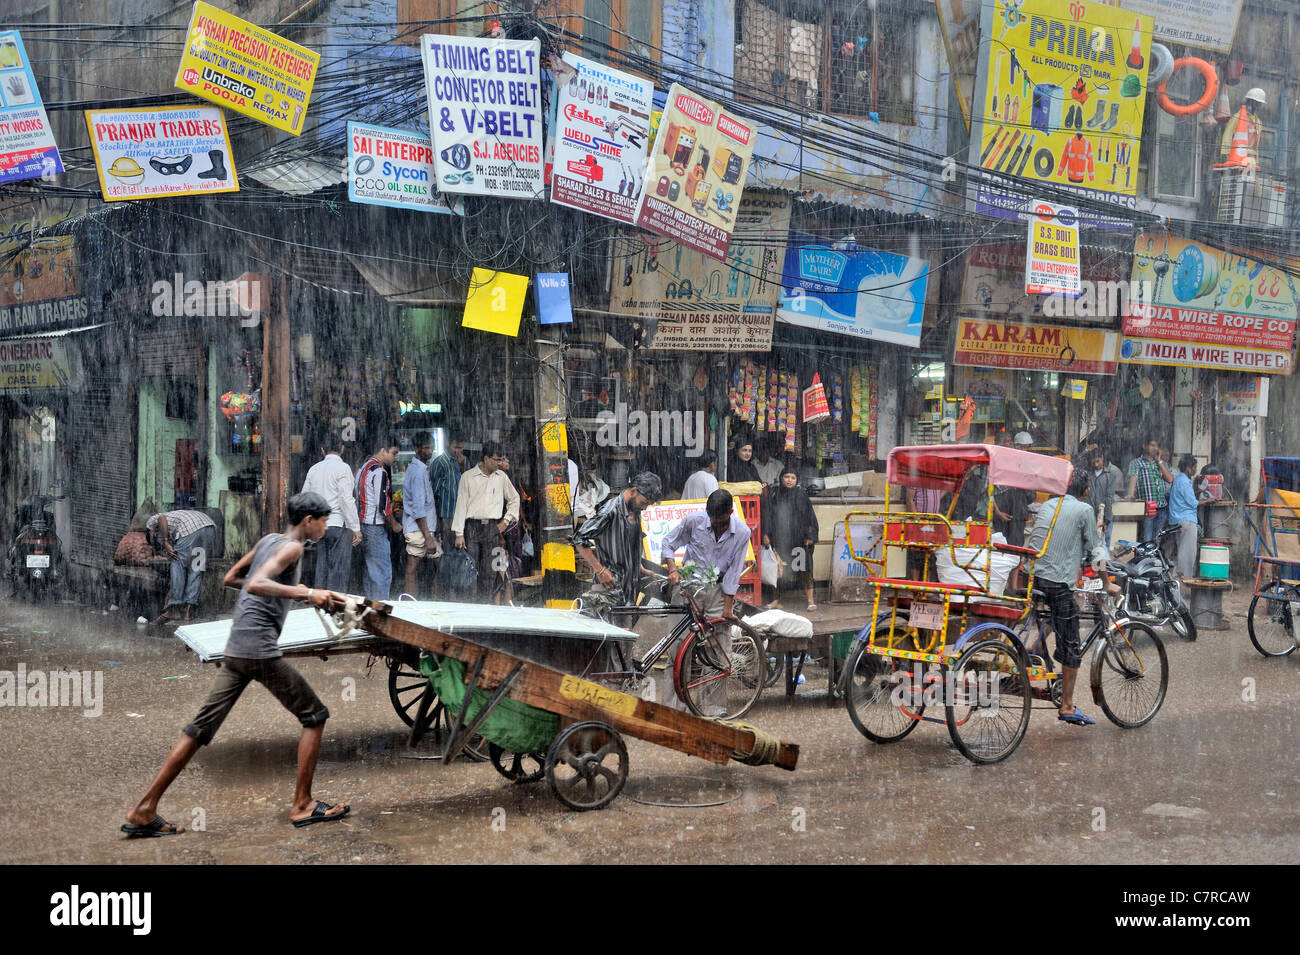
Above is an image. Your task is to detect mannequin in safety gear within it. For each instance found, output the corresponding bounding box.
[1219,87,1265,170]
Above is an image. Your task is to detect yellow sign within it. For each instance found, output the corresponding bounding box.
[976,0,1152,202]
[463,268,528,337]
[0,338,70,391]
[1063,378,1088,399]
[558,674,638,717]
[174,1,319,136]
[541,421,568,454]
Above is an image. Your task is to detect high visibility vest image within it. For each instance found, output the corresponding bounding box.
[1056,134,1094,184]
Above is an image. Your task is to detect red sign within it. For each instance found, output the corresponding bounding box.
[716,113,752,145]
[674,93,714,125]
[1123,304,1294,351]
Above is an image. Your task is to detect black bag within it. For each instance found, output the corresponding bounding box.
[435,547,478,599]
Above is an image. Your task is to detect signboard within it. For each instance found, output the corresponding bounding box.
[0,218,90,335]
[346,122,459,214]
[1025,201,1080,295]
[536,272,573,326]
[962,240,1127,321]
[0,338,70,391]
[641,499,755,565]
[420,35,543,199]
[175,1,319,136]
[954,318,1120,375]
[1122,236,1297,373]
[636,83,757,261]
[463,268,527,337]
[550,52,654,225]
[935,0,982,129]
[1217,377,1268,416]
[0,31,63,185]
[85,106,238,201]
[1120,0,1244,53]
[611,192,791,352]
[1119,337,1292,374]
[777,240,929,347]
[969,0,1152,228]
[831,520,880,603]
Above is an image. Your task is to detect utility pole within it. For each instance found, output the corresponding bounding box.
[534,331,577,608]
[261,256,290,532]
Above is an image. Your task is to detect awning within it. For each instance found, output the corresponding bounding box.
[887,444,1073,494]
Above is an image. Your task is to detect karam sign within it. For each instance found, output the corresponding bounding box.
[954,317,1121,375]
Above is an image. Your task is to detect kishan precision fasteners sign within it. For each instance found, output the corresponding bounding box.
[175,1,320,136]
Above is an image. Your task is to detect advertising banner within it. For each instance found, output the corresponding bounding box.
[0,221,89,335]
[611,192,791,352]
[347,122,459,214]
[85,106,238,201]
[421,35,544,200]
[641,499,755,565]
[1121,235,1297,372]
[0,31,63,185]
[1119,337,1292,374]
[0,338,70,391]
[969,0,1152,228]
[1024,201,1080,295]
[935,0,982,129]
[954,317,1120,374]
[1217,377,1268,416]
[636,83,756,261]
[550,52,654,224]
[777,240,929,348]
[962,239,1126,321]
[174,1,319,136]
[1120,0,1244,53]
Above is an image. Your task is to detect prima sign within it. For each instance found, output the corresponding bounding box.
[594,402,705,457]
[151,272,261,324]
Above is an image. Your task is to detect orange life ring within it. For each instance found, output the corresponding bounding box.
[1156,57,1218,116]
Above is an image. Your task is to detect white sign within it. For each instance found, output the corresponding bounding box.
[551,52,654,225]
[1120,0,1244,54]
[420,35,543,199]
[346,121,460,214]
[1121,336,1293,375]
[84,105,237,201]
[641,499,755,565]
[1024,201,1080,296]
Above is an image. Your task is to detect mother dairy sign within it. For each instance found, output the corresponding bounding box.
[777,241,928,347]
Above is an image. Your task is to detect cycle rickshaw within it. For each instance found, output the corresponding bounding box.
[840,443,1168,764]
[1244,456,1300,658]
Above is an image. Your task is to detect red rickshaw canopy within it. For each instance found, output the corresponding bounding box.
[885,444,1073,495]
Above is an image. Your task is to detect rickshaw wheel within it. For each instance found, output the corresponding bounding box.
[545,721,629,811]
[843,638,924,743]
[945,637,1032,765]
[1247,584,1300,657]
[488,744,546,784]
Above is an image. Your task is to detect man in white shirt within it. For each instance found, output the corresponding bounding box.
[451,440,521,601]
[300,433,360,592]
[682,449,719,500]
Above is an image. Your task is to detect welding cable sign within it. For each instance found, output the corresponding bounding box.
[1024,201,1079,295]
[636,84,757,262]
[550,53,654,225]
[0,31,63,185]
[85,106,238,201]
[347,122,460,214]
[421,35,543,199]
[174,2,319,136]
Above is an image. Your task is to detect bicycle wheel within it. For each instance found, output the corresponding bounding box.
[1247,584,1300,657]
[1091,621,1167,728]
[945,637,1032,765]
[843,637,924,743]
[675,625,763,720]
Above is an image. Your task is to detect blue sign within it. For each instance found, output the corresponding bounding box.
[0,31,63,185]
[537,272,573,325]
[777,237,928,348]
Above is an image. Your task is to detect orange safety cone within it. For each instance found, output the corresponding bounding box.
[1214,105,1253,168]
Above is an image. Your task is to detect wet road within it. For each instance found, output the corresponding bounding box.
[0,594,1296,865]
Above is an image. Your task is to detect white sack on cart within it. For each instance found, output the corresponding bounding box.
[734,609,814,639]
[934,533,1021,597]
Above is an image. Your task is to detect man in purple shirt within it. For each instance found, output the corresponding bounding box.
[662,489,751,619]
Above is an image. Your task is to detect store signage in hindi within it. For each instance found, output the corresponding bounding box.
[636,83,757,261]
[1217,377,1268,416]
[421,35,544,199]
[611,192,791,352]
[935,0,981,129]
[777,240,928,348]
[1024,201,1080,295]
[85,106,238,201]
[0,338,70,391]
[1122,235,1297,373]
[0,31,63,185]
[346,122,459,214]
[954,317,1120,375]
[174,2,319,136]
[969,0,1152,228]
[1120,0,1244,54]
[550,53,654,225]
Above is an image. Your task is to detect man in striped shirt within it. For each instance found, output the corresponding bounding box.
[356,439,401,601]
[429,433,467,556]
[146,509,217,623]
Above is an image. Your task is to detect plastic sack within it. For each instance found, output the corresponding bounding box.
[435,547,478,598]
[521,531,534,558]
[739,609,815,639]
[761,545,781,587]
[934,534,1021,597]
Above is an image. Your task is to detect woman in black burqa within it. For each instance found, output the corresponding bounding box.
[761,464,820,611]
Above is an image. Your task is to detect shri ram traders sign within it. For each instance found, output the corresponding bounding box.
[174,2,319,136]
[85,106,237,200]
[421,35,544,200]
[0,31,63,185]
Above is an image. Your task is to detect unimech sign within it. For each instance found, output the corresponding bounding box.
[674,93,714,125]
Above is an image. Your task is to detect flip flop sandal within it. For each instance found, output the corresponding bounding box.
[120,814,184,838]
[1058,708,1095,726]
[292,800,350,828]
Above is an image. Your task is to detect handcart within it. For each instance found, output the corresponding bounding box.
[1242,456,1300,657]
[839,443,1166,764]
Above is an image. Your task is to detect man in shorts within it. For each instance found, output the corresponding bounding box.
[121,492,350,836]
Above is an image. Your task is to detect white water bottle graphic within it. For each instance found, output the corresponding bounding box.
[854,255,926,340]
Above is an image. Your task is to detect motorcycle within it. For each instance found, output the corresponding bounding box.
[1110,526,1197,642]
[7,493,64,599]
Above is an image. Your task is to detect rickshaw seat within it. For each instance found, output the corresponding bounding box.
[866,577,980,592]
[950,598,1025,621]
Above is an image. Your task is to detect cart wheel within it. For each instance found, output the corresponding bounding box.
[388,656,433,728]
[843,637,924,743]
[1247,583,1300,657]
[488,744,545,783]
[545,721,628,811]
[945,636,1032,765]
[1091,621,1168,728]
[436,703,492,763]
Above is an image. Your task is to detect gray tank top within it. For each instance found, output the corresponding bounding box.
[224,533,302,659]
